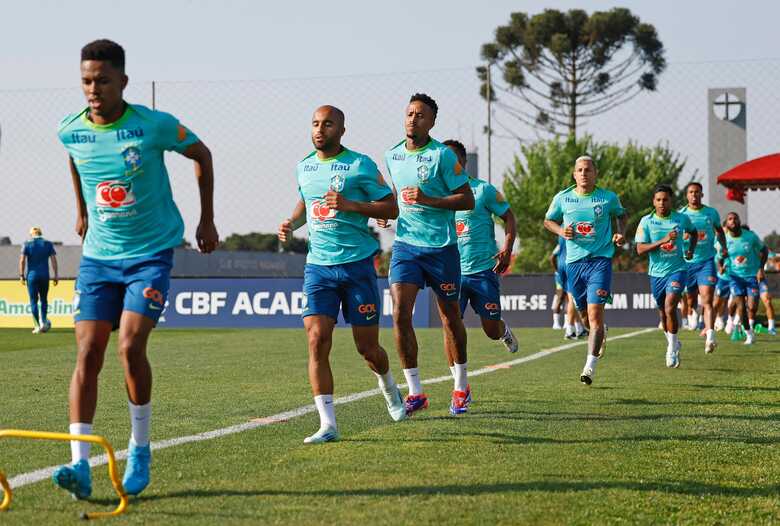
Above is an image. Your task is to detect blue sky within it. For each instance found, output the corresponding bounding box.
[1,1,778,245]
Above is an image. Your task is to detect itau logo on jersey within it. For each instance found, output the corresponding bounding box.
[96,181,135,209]
[455,219,469,237]
[660,240,676,253]
[311,199,336,221]
[734,255,747,266]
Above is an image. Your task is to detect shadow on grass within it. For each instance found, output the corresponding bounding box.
[89,479,779,513]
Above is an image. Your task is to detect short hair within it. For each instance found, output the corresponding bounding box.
[686,181,703,192]
[574,155,594,165]
[314,105,345,125]
[653,183,674,197]
[443,139,467,160]
[29,227,42,237]
[81,39,125,71]
[409,93,438,118]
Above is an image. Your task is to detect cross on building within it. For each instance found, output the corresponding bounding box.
[713,92,742,121]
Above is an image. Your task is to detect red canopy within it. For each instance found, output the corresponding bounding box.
[717,153,780,191]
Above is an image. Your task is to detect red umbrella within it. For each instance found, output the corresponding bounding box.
[716,153,780,203]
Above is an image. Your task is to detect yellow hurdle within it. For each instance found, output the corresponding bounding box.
[0,429,129,519]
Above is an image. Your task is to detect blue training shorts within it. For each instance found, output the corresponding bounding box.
[555,266,567,292]
[460,269,501,320]
[74,248,173,327]
[650,270,687,307]
[389,241,461,301]
[302,256,380,326]
[685,259,718,292]
[715,277,731,298]
[730,275,760,298]
[566,256,613,311]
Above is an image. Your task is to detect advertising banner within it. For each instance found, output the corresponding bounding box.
[0,279,77,328]
[158,278,430,329]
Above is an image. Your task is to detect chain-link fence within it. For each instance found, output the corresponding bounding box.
[0,60,778,261]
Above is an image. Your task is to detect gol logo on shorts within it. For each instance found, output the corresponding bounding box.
[357,303,376,314]
[484,302,498,311]
[440,283,457,292]
[143,287,164,305]
[670,281,681,288]
[596,289,609,297]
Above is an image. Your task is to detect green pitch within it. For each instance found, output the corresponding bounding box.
[0,327,777,524]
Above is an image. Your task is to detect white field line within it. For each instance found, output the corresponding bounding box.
[8,327,654,489]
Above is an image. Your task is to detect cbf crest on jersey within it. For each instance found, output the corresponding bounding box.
[122,146,142,172]
[329,173,345,192]
[417,164,430,183]
[593,204,604,217]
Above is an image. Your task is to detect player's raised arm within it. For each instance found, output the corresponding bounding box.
[68,156,88,241]
[181,141,218,253]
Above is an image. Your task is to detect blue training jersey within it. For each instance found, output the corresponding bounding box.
[384,138,468,248]
[679,205,721,264]
[545,185,625,264]
[22,238,56,277]
[297,148,392,266]
[58,103,199,260]
[455,176,510,274]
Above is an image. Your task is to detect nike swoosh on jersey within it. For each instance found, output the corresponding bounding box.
[75,158,91,165]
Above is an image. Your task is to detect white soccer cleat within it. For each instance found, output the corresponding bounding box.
[687,313,698,330]
[552,322,562,330]
[382,386,408,422]
[501,326,519,353]
[31,325,41,334]
[714,317,724,332]
[704,340,716,354]
[41,320,52,333]
[665,348,675,368]
[303,425,340,445]
[724,319,734,334]
[579,366,594,385]
[744,333,755,346]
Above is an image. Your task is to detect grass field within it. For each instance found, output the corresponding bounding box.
[0,326,777,525]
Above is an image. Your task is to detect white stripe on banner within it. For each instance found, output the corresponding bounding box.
[8,328,654,489]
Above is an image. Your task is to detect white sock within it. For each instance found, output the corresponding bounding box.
[553,313,562,327]
[375,369,397,393]
[749,318,755,330]
[575,322,584,333]
[664,332,673,346]
[69,422,92,464]
[769,319,775,330]
[733,314,741,326]
[449,365,456,378]
[705,329,715,343]
[403,367,423,396]
[128,401,151,447]
[453,362,468,392]
[563,323,573,335]
[671,332,679,346]
[746,329,755,340]
[313,394,336,430]
[726,315,733,324]
[585,354,598,370]
[501,320,512,340]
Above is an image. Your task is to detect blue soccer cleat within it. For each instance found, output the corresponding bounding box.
[404,393,429,416]
[52,459,92,500]
[122,441,151,495]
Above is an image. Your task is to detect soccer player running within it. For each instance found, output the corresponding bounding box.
[19,227,58,333]
[543,156,626,385]
[278,105,406,444]
[635,184,697,368]
[53,40,218,499]
[722,213,768,345]
[712,238,732,332]
[443,139,518,353]
[679,182,728,353]
[384,94,474,415]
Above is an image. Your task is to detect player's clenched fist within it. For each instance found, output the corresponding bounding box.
[278,218,293,243]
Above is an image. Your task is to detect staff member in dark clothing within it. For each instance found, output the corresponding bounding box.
[19,227,58,333]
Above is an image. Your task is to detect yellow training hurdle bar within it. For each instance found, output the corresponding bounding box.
[0,429,128,519]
